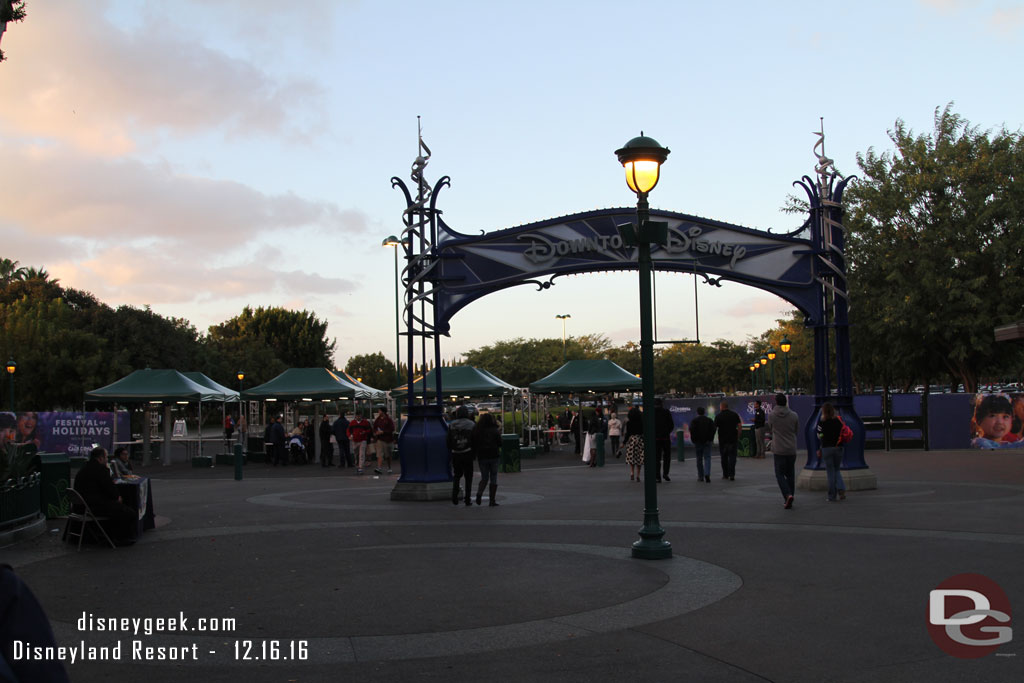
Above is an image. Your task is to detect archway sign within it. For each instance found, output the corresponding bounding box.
[389,126,875,500]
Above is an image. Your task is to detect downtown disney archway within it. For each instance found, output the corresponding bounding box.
[389,131,876,502]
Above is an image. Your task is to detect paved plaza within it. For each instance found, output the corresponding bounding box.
[3,447,1023,682]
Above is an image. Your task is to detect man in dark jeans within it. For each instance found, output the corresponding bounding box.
[714,401,742,480]
[654,398,674,482]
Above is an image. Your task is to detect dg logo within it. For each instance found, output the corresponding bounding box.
[928,573,1013,658]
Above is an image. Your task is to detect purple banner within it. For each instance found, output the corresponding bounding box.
[0,411,131,456]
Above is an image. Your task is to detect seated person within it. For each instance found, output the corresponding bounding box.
[111,446,134,478]
[72,447,138,544]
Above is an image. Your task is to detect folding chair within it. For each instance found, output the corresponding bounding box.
[64,488,117,551]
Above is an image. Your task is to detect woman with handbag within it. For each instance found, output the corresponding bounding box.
[817,402,846,502]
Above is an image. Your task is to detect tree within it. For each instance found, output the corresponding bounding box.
[345,352,397,390]
[209,306,336,369]
[0,258,26,285]
[844,105,1024,392]
[0,1,26,63]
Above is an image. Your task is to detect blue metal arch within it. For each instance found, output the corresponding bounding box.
[431,207,822,334]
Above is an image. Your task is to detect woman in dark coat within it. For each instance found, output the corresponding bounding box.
[471,412,503,506]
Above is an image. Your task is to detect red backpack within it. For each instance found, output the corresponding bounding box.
[837,416,853,445]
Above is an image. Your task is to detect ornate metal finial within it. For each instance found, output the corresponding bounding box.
[411,116,432,207]
[812,117,844,194]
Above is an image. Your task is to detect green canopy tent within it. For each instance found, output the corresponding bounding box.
[335,370,387,401]
[529,360,642,450]
[240,368,360,402]
[528,359,642,393]
[392,366,518,400]
[183,372,241,448]
[85,368,225,466]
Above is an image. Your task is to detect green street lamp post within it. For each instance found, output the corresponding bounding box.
[556,314,571,362]
[237,370,245,415]
[767,347,776,393]
[383,235,404,385]
[616,132,671,560]
[5,359,15,413]
[749,363,756,393]
[780,337,791,393]
[759,354,768,394]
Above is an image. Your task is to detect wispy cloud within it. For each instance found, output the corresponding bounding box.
[0,2,326,155]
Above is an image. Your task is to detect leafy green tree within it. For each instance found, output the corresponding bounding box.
[0,1,27,63]
[844,105,1024,392]
[0,258,26,285]
[345,352,397,390]
[209,306,336,369]
[201,334,287,390]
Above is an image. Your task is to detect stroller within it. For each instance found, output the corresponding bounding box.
[288,436,308,465]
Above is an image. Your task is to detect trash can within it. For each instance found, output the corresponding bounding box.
[500,434,521,473]
[38,452,71,519]
[594,433,605,467]
[738,425,756,458]
[246,435,266,463]
[676,429,686,461]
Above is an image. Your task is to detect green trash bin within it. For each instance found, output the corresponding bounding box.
[38,452,71,519]
[500,434,521,473]
[676,429,686,461]
[738,425,755,458]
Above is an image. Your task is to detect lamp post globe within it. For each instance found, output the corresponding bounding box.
[616,132,670,560]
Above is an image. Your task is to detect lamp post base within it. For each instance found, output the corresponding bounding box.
[632,537,672,560]
[796,467,877,491]
[632,518,672,560]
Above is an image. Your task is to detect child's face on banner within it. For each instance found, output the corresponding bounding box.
[979,411,1012,441]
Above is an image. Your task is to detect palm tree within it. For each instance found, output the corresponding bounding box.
[21,266,57,284]
[0,258,27,285]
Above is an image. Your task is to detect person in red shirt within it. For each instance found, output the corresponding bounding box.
[372,407,396,474]
[347,411,373,474]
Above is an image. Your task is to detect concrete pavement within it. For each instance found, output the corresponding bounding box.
[2,446,1022,682]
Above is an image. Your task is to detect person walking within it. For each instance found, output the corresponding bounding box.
[586,409,605,467]
[714,401,742,480]
[689,406,716,483]
[347,411,373,474]
[333,411,352,468]
[767,393,800,509]
[623,406,644,482]
[570,410,581,454]
[372,406,395,474]
[607,411,623,457]
[270,414,287,467]
[319,414,334,467]
[447,406,476,506]
[472,411,502,506]
[817,401,846,502]
[654,398,674,482]
[753,400,766,459]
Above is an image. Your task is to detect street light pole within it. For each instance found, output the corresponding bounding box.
[556,314,571,362]
[759,354,768,395]
[5,359,15,413]
[616,132,671,560]
[383,236,403,385]
[780,337,792,393]
[767,347,776,393]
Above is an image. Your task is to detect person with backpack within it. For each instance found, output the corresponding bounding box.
[689,406,717,483]
[447,406,476,506]
[817,401,846,502]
